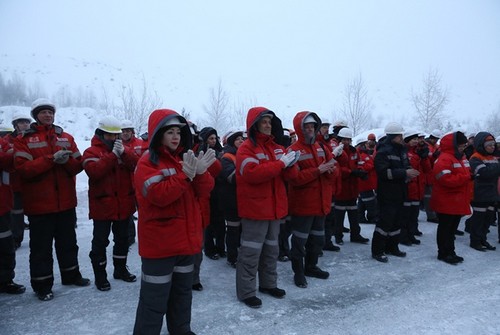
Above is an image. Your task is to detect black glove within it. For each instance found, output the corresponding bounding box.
[417,146,430,159]
[351,169,368,180]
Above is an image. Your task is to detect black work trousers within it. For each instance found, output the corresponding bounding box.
[436,213,461,257]
[89,218,129,266]
[28,208,82,292]
[134,255,194,335]
[0,213,16,283]
[371,200,403,255]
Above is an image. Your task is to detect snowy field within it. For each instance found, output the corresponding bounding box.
[1,137,500,334]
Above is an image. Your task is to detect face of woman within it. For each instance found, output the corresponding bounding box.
[161,127,181,152]
[234,136,244,149]
[207,134,218,148]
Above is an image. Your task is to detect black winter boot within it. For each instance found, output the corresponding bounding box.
[113,257,137,282]
[291,258,307,288]
[92,260,111,291]
[304,253,329,279]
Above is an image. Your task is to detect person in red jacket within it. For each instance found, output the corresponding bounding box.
[133,109,215,335]
[0,140,26,295]
[423,130,441,223]
[356,134,379,224]
[430,131,471,264]
[235,107,299,308]
[13,98,90,301]
[120,120,145,246]
[287,112,335,288]
[5,112,32,249]
[399,130,431,246]
[333,127,370,245]
[83,116,138,291]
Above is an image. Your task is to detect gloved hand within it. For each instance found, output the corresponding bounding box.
[416,144,430,159]
[53,149,71,164]
[289,150,301,166]
[196,148,217,174]
[112,139,124,157]
[332,143,344,157]
[182,150,197,180]
[351,169,368,179]
[279,151,296,168]
[432,150,441,159]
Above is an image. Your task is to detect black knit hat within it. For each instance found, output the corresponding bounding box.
[456,131,467,145]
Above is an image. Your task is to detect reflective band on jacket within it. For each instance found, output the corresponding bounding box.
[435,170,451,180]
[299,153,313,161]
[82,157,99,168]
[334,205,358,211]
[387,155,401,161]
[142,168,177,197]
[387,169,393,180]
[474,164,486,175]
[240,157,259,175]
[14,151,33,160]
[27,141,48,149]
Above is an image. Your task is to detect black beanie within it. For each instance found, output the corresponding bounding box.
[456,131,467,145]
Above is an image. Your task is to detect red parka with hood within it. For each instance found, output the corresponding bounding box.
[134,109,214,258]
[430,132,472,215]
[82,133,138,221]
[287,111,335,216]
[236,107,297,220]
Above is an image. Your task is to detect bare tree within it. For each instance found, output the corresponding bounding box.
[117,76,163,135]
[203,79,230,135]
[411,68,449,132]
[483,104,500,136]
[230,97,258,130]
[337,73,373,136]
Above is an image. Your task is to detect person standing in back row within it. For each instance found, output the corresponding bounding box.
[83,116,138,291]
[235,107,299,308]
[431,131,471,264]
[13,98,90,301]
[371,122,419,263]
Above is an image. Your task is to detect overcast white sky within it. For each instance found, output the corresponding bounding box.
[1,0,499,127]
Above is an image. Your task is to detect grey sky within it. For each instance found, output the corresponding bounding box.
[1,0,499,126]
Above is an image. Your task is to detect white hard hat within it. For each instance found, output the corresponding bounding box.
[384,122,404,135]
[121,119,134,129]
[303,115,317,124]
[163,116,186,128]
[321,118,331,125]
[98,116,123,134]
[31,98,56,120]
[12,112,32,125]
[429,129,442,139]
[404,129,420,142]
[355,137,368,146]
[334,120,348,127]
[337,127,353,139]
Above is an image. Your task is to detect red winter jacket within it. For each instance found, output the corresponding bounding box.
[287,112,334,216]
[406,145,431,200]
[83,134,138,221]
[430,133,472,215]
[357,148,377,192]
[134,109,214,258]
[336,145,360,201]
[13,124,82,215]
[236,107,297,220]
[123,136,146,158]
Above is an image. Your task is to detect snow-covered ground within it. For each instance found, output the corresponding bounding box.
[2,162,500,334]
